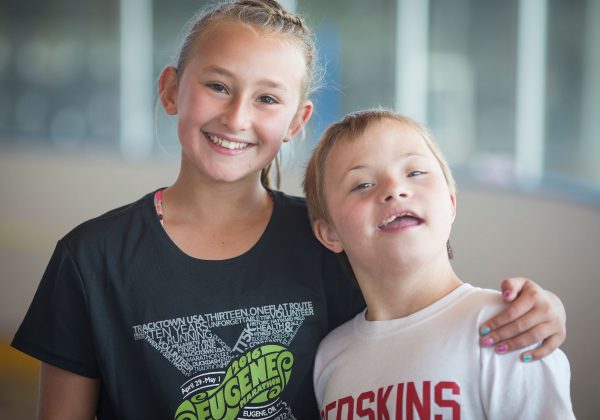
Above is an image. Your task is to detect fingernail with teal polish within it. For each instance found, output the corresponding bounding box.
[482,338,494,347]
[496,343,508,353]
[523,354,533,362]
[480,326,491,336]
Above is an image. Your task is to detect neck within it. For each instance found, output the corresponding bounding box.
[354,252,462,321]
[165,156,271,223]
[158,157,274,260]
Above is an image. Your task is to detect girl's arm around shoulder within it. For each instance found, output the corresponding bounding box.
[38,362,99,420]
[476,291,575,419]
[480,277,566,360]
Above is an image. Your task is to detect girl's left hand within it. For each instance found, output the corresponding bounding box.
[478,277,566,362]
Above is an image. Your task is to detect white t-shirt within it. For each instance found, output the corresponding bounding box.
[314,284,574,419]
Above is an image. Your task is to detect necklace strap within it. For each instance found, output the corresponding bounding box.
[153,189,165,226]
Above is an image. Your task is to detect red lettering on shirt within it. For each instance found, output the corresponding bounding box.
[396,383,404,419]
[435,381,461,420]
[356,391,375,419]
[376,386,393,419]
[338,396,354,420]
[322,380,461,419]
[322,401,337,420]
[407,381,431,420]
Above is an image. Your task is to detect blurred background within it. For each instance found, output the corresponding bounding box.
[1,0,599,417]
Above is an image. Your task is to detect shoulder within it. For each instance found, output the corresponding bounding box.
[320,316,355,348]
[460,284,503,303]
[454,284,506,321]
[60,191,156,254]
[271,190,309,219]
[269,190,318,244]
[315,315,356,365]
[313,314,360,400]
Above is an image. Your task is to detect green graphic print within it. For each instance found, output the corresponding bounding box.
[175,345,293,419]
[132,301,314,420]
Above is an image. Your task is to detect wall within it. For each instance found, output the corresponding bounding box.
[451,186,599,419]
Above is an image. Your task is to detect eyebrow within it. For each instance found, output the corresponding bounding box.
[202,65,288,91]
[346,152,429,172]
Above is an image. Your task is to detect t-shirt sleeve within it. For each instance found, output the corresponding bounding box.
[312,324,347,409]
[479,308,575,419]
[11,239,100,378]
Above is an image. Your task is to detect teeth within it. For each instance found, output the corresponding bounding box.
[380,216,397,227]
[208,134,249,150]
[379,212,416,228]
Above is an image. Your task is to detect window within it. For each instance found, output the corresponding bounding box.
[2,0,599,201]
[0,0,119,151]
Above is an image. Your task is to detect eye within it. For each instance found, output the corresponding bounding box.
[351,182,374,192]
[257,95,279,105]
[207,83,228,94]
[408,170,427,177]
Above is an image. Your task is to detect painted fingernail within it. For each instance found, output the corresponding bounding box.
[503,290,512,299]
[480,326,491,336]
[496,343,508,353]
[523,354,533,362]
[482,337,494,347]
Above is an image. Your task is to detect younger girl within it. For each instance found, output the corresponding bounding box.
[12,1,566,419]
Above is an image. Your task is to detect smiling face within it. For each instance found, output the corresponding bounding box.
[159,19,313,186]
[313,118,456,276]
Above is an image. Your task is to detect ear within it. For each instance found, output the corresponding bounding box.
[283,100,313,142]
[312,218,344,254]
[449,193,457,224]
[158,66,179,115]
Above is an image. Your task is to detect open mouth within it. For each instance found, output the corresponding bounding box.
[377,212,424,231]
[206,133,251,150]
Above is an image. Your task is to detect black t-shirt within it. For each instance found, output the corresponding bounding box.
[12,190,364,419]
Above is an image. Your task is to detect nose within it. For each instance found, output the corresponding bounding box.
[221,95,251,132]
[381,176,411,202]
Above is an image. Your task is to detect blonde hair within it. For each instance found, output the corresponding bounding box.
[174,0,321,189]
[303,109,456,259]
